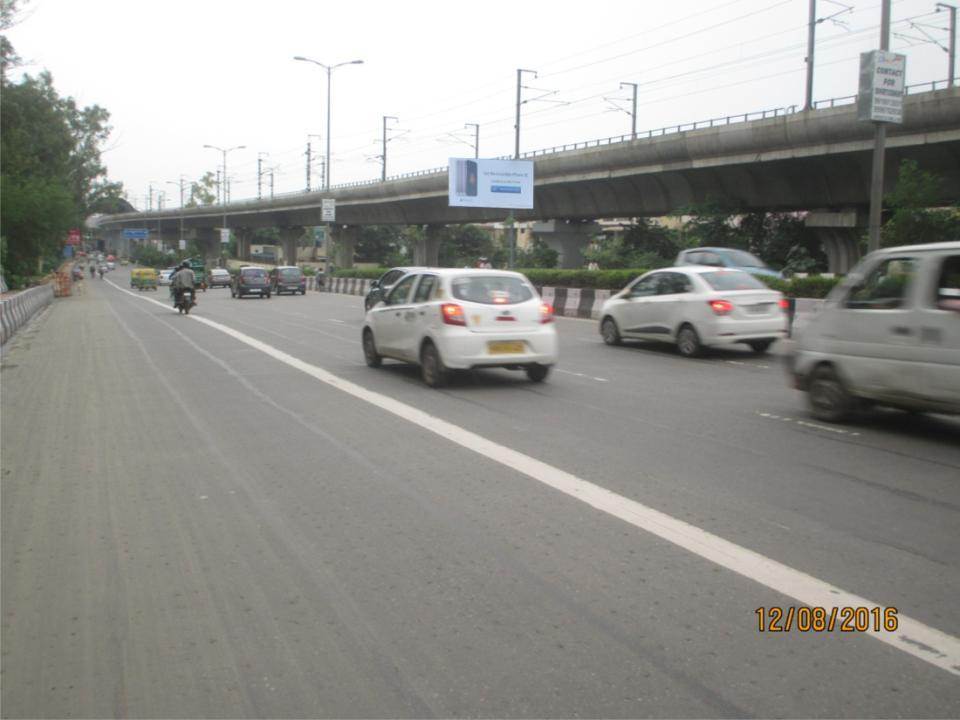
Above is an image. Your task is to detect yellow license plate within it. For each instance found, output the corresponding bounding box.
[488,340,525,355]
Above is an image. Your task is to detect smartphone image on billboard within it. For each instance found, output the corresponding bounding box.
[455,159,478,197]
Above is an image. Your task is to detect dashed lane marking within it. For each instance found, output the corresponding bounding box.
[756,411,861,436]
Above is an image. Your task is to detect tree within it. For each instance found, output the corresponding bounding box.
[437,224,494,267]
[356,225,406,264]
[186,172,217,207]
[882,160,960,248]
[676,199,744,249]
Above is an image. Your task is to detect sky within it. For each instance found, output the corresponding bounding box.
[6,0,956,211]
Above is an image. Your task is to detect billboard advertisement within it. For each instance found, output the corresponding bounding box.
[857,50,906,124]
[448,158,534,209]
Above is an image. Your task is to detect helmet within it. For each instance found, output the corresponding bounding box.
[180,261,189,270]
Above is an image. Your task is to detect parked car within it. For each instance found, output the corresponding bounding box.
[269,266,307,295]
[599,267,788,357]
[675,247,782,279]
[208,268,232,288]
[232,266,271,299]
[787,241,960,422]
[364,266,428,311]
[362,269,558,387]
[158,268,176,286]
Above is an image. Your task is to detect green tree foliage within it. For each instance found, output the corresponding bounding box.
[676,199,744,249]
[437,224,494,267]
[186,172,217,207]
[583,219,682,269]
[356,225,407,264]
[882,160,960,248]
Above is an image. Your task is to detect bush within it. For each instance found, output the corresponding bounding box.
[760,275,842,298]
[332,267,385,279]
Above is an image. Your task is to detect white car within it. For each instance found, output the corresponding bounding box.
[158,268,176,286]
[362,268,558,387]
[788,241,960,422]
[599,266,788,357]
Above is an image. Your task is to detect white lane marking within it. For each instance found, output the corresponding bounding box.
[105,278,960,677]
[757,412,861,437]
[556,368,610,383]
[328,318,346,324]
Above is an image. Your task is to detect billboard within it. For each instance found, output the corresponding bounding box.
[321,198,336,222]
[857,50,906,124]
[448,158,534,209]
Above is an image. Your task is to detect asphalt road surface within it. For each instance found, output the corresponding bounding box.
[2,268,959,718]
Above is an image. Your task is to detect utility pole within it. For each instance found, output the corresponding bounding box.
[382,115,398,181]
[257,152,269,200]
[306,140,312,191]
[514,68,537,159]
[148,184,155,211]
[868,0,892,253]
[805,0,817,110]
[936,3,957,87]
[465,123,479,158]
[269,169,275,200]
[620,82,638,139]
[216,169,221,205]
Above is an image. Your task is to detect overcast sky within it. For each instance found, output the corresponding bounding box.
[7,0,955,210]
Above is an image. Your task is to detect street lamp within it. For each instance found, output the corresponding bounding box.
[166,178,186,249]
[293,56,364,190]
[203,144,246,247]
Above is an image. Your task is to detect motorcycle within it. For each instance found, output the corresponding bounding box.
[175,288,195,315]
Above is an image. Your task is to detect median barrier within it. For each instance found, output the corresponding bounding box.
[0,283,55,346]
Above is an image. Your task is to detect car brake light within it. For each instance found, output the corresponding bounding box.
[778,298,790,310]
[540,303,554,324]
[441,303,466,326]
[708,299,734,315]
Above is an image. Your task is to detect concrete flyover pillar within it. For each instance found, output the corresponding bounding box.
[414,225,444,266]
[531,219,600,269]
[278,226,303,266]
[329,225,359,269]
[194,227,219,264]
[233,228,254,262]
[804,210,867,274]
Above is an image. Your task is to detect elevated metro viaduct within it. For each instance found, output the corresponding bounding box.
[97,88,960,273]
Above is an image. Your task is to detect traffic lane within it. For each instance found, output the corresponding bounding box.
[22,282,956,717]
[185,286,960,632]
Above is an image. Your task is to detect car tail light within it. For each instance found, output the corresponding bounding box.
[778,298,790,311]
[708,299,734,315]
[540,303,554,324]
[441,303,466,326]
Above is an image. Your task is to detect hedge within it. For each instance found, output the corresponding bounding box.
[330,266,844,297]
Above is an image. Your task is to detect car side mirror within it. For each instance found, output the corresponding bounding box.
[370,280,380,289]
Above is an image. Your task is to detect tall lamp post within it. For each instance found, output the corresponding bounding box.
[203,144,246,249]
[293,56,364,191]
[166,178,186,249]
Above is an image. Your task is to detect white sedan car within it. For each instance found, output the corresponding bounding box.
[599,266,788,356]
[158,268,176,286]
[362,268,558,387]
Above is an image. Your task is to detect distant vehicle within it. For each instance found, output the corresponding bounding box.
[787,241,960,422]
[158,268,176,286]
[598,267,788,357]
[106,261,115,271]
[365,266,428,311]
[362,268,558,387]
[675,247,783,279]
[269,266,306,295]
[207,268,232,288]
[232,266,271,299]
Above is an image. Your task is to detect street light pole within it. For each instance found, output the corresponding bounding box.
[514,68,537,159]
[382,115,398,181]
[293,56,364,191]
[805,0,817,110]
[867,0,892,253]
[936,3,957,87]
[203,143,246,247]
[166,178,186,248]
[465,123,479,158]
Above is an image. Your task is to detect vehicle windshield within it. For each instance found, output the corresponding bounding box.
[701,270,767,290]
[279,268,302,279]
[241,269,266,279]
[723,249,769,268]
[450,275,534,305]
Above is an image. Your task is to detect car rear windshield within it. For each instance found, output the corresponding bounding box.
[701,270,767,291]
[241,269,266,279]
[279,268,302,279]
[450,275,534,305]
[723,249,768,268]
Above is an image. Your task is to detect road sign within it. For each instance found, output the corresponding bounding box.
[122,228,149,240]
[857,50,906,124]
[321,198,336,222]
[66,228,82,245]
[220,229,231,244]
[178,239,187,251]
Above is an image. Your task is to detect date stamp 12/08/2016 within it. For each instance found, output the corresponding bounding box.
[756,606,899,633]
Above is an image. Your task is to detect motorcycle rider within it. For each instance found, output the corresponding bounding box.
[170,261,196,309]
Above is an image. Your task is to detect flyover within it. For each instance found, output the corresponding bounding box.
[95,86,960,272]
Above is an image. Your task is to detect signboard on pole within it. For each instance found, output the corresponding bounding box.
[220,228,231,244]
[857,50,906,123]
[321,198,336,222]
[122,228,149,240]
[311,226,326,247]
[66,228,82,245]
[178,239,187,251]
[448,158,534,209]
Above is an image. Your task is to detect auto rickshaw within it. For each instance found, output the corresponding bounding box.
[131,267,159,291]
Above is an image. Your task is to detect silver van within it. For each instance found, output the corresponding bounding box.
[787,241,960,421]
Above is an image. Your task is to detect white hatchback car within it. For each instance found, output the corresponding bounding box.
[362,269,559,386]
[599,267,788,356]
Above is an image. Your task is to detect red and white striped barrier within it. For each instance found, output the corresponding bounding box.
[0,284,55,346]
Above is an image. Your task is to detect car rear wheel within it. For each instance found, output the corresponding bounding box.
[601,317,622,346]
[362,329,382,368]
[420,341,449,388]
[808,365,855,423]
[748,339,773,354]
[676,325,702,358]
[526,364,550,382]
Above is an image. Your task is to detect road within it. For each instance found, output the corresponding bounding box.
[2,268,959,718]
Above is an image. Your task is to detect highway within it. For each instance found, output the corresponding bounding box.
[2,268,959,718]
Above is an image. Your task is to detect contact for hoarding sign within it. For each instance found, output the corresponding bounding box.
[448,158,534,210]
[857,50,906,124]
